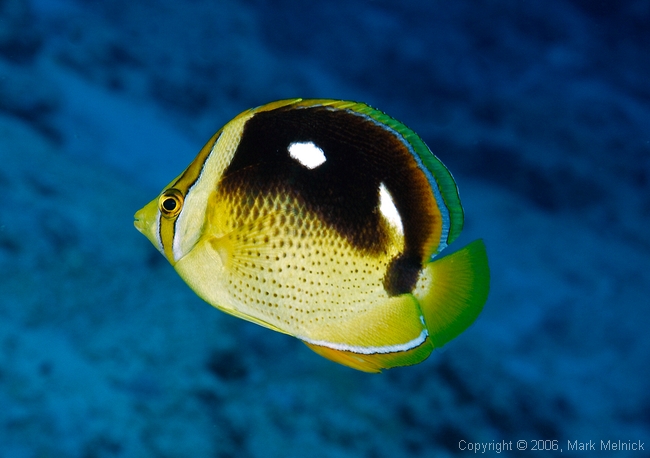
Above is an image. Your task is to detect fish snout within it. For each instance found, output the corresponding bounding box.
[133,211,146,234]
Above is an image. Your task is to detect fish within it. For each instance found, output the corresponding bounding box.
[134,99,489,372]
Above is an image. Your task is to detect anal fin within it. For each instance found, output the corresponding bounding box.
[299,294,434,372]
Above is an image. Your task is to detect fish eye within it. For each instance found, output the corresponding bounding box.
[158,188,184,218]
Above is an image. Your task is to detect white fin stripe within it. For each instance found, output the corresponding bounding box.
[299,329,428,355]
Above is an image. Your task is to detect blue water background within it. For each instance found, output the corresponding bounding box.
[1,0,649,456]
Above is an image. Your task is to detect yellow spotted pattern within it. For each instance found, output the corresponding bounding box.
[206,185,405,341]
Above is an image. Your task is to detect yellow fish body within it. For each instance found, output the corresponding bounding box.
[134,99,489,372]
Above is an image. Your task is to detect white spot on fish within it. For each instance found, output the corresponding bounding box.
[288,141,326,169]
[379,183,403,234]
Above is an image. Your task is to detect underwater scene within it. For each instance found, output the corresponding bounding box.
[1,0,649,456]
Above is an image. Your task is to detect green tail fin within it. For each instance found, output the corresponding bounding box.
[413,239,490,347]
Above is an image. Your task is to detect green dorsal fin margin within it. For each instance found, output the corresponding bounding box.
[346,101,464,248]
[281,99,465,251]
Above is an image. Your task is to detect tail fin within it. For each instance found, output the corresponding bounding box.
[413,239,490,347]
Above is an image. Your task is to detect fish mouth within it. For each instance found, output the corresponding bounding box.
[133,212,145,233]
[134,200,160,239]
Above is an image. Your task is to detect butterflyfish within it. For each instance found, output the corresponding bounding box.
[134,99,489,372]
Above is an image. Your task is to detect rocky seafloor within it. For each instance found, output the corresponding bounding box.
[1,0,649,456]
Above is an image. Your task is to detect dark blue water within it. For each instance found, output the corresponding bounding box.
[2,0,649,456]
